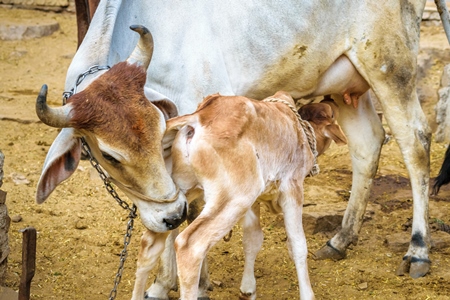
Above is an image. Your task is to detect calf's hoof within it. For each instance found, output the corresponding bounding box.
[395,255,431,278]
[144,296,167,300]
[313,241,346,261]
[144,291,168,300]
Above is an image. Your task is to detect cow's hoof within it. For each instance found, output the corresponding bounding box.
[396,255,431,278]
[313,241,346,261]
[198,297,211,300]
[239,291,256,300]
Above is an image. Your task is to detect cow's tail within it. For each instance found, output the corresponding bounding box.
[435,0,450,44]
[433,145,450,195]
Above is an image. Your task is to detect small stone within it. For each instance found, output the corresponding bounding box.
[384,232,410,252]
[75,220,88,230]
[11,215,22,223]
[10,173,30,185]
[358,282,368,290]
[212,280,223,287]
[302,212,343,235]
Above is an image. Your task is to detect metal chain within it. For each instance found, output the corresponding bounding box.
[109,216,135,300]
[81,138,137,300]
[62,65,110,104]
[81,139,137,298]
[61,65,133,300]
[81,138,138,217]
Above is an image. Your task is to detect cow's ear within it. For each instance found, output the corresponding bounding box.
[324,124,348,146]
[36,128,81,204]
[153,99,178,120]
[143,86,178,120]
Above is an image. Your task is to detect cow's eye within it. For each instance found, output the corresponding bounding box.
[101,152,120,164]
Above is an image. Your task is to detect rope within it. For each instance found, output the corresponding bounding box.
[262,97,320,176]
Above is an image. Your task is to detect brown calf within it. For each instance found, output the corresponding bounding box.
[133,91,346,300]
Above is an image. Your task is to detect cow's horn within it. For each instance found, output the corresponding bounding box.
[36,84,72,128]
[127,25,154,70]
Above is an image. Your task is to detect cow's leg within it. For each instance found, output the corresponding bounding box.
[145,198,211,300]
[371,87,431,278]
[315,92,385,259]
[132,231,170,300]
[349,41,431,277]
[279,183,314,300]
[317,47,431,277]
[144,230,178,300]
[239,203,263,300]
[175,194,256,300]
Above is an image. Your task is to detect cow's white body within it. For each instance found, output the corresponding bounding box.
[39,0,435,299]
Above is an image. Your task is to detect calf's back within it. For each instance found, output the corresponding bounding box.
[166,94,314,193]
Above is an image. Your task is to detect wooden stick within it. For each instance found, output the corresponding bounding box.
[18,227,36,300]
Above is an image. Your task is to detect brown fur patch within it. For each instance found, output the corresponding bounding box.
[68,62,160,152]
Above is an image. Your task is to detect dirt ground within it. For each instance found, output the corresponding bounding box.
[2,7,450,300]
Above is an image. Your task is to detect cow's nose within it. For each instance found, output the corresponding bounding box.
[163,203,187,230]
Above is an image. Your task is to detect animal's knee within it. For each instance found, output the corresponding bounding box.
[174,232,206,266]
[174,233,187,253]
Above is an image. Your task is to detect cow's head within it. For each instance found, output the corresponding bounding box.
[298,97,347,156]
[35,25,187,233]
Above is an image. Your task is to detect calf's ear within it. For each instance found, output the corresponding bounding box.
[324,124,347,146]
[36,128,81,204]
[163,115,192,155]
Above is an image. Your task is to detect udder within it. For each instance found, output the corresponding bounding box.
[310,55,369,108]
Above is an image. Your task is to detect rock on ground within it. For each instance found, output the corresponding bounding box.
[0,18,59,40]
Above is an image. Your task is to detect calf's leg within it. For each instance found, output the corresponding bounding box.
[175,193,257,300]
[144,230,178,300]
[239,203,263,300]
[279,185,315,300]
[131,231,169,300]
[145,198,211,300]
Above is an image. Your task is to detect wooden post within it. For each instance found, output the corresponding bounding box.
[18,227,36,300]
[0,150,9,286]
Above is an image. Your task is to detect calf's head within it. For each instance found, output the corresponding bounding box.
[298,98,347,155]
[35,25,186,232]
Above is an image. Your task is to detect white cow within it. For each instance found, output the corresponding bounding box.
[35,0,445,299]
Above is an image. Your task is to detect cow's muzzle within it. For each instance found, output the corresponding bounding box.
[163,202,187,230]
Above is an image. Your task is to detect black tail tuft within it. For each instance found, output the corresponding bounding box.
[432,145,450,195]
